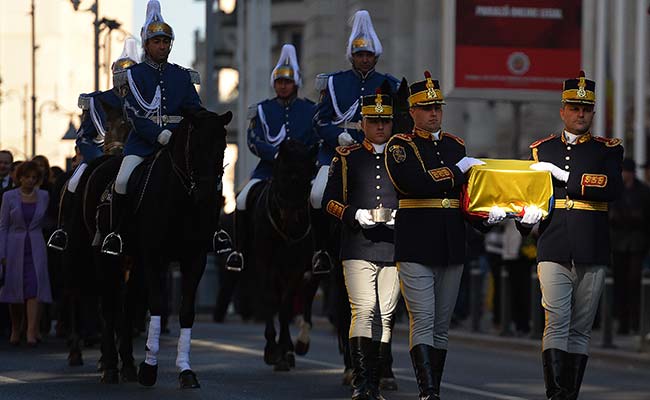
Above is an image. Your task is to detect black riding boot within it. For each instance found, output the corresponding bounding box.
[431,348,447,398]
[225,209,247,272]
[410,344,439,400]
[48,189,73,251]
[101,192,127,256]
[368,341,384,400]
[565,353,588,400]
[311,208,332,274]
[379,340,398,391]
[350,337,373,400]
[542,349,570,399]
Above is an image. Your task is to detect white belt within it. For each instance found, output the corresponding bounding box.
[337,121,362,131]
[148,115,183,125]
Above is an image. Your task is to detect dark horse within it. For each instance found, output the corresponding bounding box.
[111,108,230,388]
[243,139,317,372]
[51,99,137,383]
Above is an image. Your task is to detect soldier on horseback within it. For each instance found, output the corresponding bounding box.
[311,9,399,274]
[101,0,202,256]
[323,87,401,400]
[225,44,318,272]
[47,37,141,251]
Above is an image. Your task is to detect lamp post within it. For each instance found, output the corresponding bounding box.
[30,0,37,157]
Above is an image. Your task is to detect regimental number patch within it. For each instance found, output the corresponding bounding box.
[428,167,453,181]
[326,200,346,220]
[389,145,406,163]
[581,174,607,187]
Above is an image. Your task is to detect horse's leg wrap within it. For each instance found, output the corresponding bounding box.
[175,328,192,372]
[144,316,161,366]
[297,317,311,344]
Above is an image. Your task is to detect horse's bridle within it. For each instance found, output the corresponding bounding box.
[169,123,224,199]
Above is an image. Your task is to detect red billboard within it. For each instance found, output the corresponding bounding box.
[444,0,582,100]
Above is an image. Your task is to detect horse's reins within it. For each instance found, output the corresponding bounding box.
[264,183,312,245]
[169,125,197,197]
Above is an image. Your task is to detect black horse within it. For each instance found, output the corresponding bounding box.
[52,100,137,383]
[240,139,317,371]
[113,108,230,388]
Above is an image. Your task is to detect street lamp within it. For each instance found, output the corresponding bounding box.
[70,1,126,92]
[70,0,100,91]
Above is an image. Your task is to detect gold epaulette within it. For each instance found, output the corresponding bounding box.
[392,133,414,142]
[529,134,557,149]
[443,132,465,146]
[593,136,622,147]
[335,143,362,156]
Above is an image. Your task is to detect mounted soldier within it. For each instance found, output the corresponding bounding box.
[311,10,399,274]
[47,37,141,251]
[101,0,202,257]
[225,44,317,272]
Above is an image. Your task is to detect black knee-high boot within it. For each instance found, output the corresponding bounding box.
[542,349,570,399]
[410,344,438,399]
[565,353,588,400]
[310,207,332,274]
[350,337,373,400]
[379,340,398,391]
[48,188,73,251]
[225,209,247,271]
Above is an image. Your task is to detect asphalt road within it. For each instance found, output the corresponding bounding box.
[0,318,648,399]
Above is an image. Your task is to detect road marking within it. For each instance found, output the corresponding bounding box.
[192,339,529,400]
[0,375,27,385]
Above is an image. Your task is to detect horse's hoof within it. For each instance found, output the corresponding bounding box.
[273,358,291,372]
[380,377,398,391]
[286,352,295,368]
[179,370,200,389]
[342,367,354,386]
[263,344,280,365]
[294,339,310,356]
[137,361,158,387]
[100,368,119,384]
[68,350,83,367]
[120,362,138,382]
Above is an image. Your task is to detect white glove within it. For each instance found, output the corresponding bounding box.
[338,132,357,146]
[485,206,506,225]
[157,129,172,145]
[530,162,569,183]
[385,210,396,228]
[456,157,485,173]
[521,205,543,226]
[355,209,376,229]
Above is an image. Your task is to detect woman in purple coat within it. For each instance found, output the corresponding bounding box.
[0,161,51,345]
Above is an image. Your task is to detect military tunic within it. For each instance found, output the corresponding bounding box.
[76,90,122,162]
[117,58,202,157]
[247,97,318,180]
[322,139,398,263]
[385,128,468,266]
[315,69,398,166]
[530,133,623,265]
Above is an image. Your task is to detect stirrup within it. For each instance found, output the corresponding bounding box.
[47,229,69,251]
[213,229,233,255]
[311,250,332,275]
[101,232,123,256]
[225,251,244,272]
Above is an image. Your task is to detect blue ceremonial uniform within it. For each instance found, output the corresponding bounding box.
[118,58,202,157]
[76,89,122,162]
[315,69,399,166]
[247,97,318,179]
